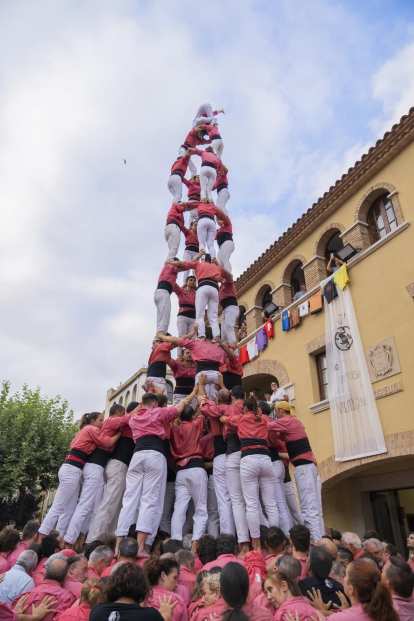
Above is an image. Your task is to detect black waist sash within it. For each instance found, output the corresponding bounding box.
[87,447,111,467]
[240,437,269,458]
[269,446,281,462]
[176,456,204,471]
[134,436,165,455]
[166,220,181,229]
[221,296,237,309]
[222,372,243,390]
[188,193,200,201]
[157,281,173,294]
[147,361,166,378]
[202,162,217,170]
[211,134,221,140]
[171,170,184,179]
[213,434,227,457]
[178,303,195,319]
[285,437,312,463]
[65,448,89,470]
[217,183,228,192]
[174,377,195,395]
[217,232,233,247]
[196,361,220,373]
[198,277,218,290]
[198,214,214,221]
[185,244,199,252]
[226,433,241,455]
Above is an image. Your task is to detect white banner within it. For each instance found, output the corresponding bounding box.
[321,275,387,462]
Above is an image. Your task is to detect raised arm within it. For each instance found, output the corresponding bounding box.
[156,323,198,344]
[215,338,234,360]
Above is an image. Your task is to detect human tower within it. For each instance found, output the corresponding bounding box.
[38,104,324,558]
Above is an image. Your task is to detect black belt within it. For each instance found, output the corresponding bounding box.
[166,220,182,229]
[185,245,199,252]
[217,183,228,192]
[178,309,196,318]
[188,194,200,201]
[87,447,111,467]
[217,232,233,247]
[286,437,312,460]
[147,361,166,378]
[134,436,165,455]
[202,162,217,169]
[284,464,291,483]
[221,296,237,309]
[157,281,173,294]
[226,433,241,455]
[198,278,218,290]
[222,372,243,390]
[213,434,227,457]
[269,446,281,462]
[197,361,220,373]
[211,134,221,140]
[173,386,193,395]
[171,170,184,179]
[198,214,214,221]
[175,377,195,387]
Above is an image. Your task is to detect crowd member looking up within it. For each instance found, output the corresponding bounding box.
[63,554,88,599]
[381,555,414,620]
[9,523,40,568]
[407,532,414,571]
[59,578,104,621]
[263,571,317,621]
[299,545,346,611]
[269,381,288,409]
[341,533,363,560]
[86,546,114,579]
[289,525,310,581]
[0,529,21,573]
[0,550,38,604]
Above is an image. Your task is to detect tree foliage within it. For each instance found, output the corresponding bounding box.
[0,381,77,527]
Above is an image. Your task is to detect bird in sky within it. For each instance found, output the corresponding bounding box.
[123,159,126,164]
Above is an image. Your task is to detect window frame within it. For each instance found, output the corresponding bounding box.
[316,351,328,401]
[368,194,398,243]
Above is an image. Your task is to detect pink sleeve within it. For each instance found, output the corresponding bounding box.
[181,261,197,270]
[201,402,222,419]
[267,418,285,432]
[173,283,182,296]
[183,178,190,188]
[103,413,131,433]
[160,406,179,423]
[178,338,193,349]
[213,110,218,115]
[168,358,179,374]
[193,148,202,156]
[227,414,241,426]
[90,427,113,448]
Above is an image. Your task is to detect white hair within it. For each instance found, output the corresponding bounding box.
[44,552,67,567]
[16,550,38,572]
[363,538,382,551]
[89,545,113,563]
[182,534,193,551]
[341,532,362,551]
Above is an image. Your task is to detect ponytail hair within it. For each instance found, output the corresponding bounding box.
[144,556,179,587]
[243,397,261,422]
[347,559,399,621]
[80,578,104,607]
[78,412,101,429]
[220,563,249,621]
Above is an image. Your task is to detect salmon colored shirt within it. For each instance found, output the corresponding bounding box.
[274,596,316,621]
[193,148,221,168]
[226,412,269,442]
[146,585,186,621]
[70,426,113,454]
[0,552,11,573]
[148,342,174,365]
[158,264,178,287]
[202,554,245,571]
[168,358,196,381]
[167,203,186,229]
[0,602,17,621]
[267,416,317,466]
[200,402,226,437]
[58,603,91,621]
[177,565,197,593]
[8,541,28,567]
[180,261,225,283]
[129,406,179,442]
[178,340,226,365]
[63,575,83,600]
[170,417,205,463]
[11,579,76,621]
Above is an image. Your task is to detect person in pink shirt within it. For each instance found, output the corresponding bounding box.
[154,261,184,336]
[188,147,221,204]
[219,277,238,346]
[173,278,197,351]
[263,571,320,621]
[168,348,196,407]
[11,557,76,621]
[381,556,414,621]
[58,578,103,621]
[1,596,57,621]
[216,562,273,621]
[289,525,310,582]
[168,153,192,203]
[178,131,207,177]
[115,393,194,557]
[202,535,245,572]
[9,523,40,568]
[99,537,137,578]
[145,557,187,621]
[181,222,199,281]
[164,202,195,262]
[0,530,21,574]
[86,546,113,580]
[191,571,224,621]
[193,202,226,260]
[32,536,62,587]
[216,213,234,274]
[199,124,223,159]
[183,178,201,226]
[63,555,88,599]
[213,162,230,215]
[176,550,197,594]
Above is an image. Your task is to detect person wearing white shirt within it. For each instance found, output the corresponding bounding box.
[269,380,288,411]
[0,550,37,604]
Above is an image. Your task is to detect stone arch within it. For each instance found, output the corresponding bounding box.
[242,358,289,387]
[280,254,307,285]
[318,430,414,491]
[313,222,346,257]
[355,182,403,224]
[253,281,276,307]
[238,300,249,312]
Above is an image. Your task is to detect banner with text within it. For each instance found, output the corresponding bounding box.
[322,275,387,462]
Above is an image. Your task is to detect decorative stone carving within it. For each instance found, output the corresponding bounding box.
[365,336,401,383]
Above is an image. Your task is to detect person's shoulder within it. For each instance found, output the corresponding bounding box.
[298,576,318,589]
[140,606,164,620]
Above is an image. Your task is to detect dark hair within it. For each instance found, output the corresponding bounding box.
[348,558,398,621]
[243,397,261,422]
[362,529,379,541]
[126,401,139,413]
[109,403,125,417]
[265,527,286,551]
[231,385,245,400]
[180,405,194,422]
[157,394,168,407]
[105,562,150,604]
[309,545,332,580]
[119,537,138,560]
[142,393,159,407]
[332,530,342,541]
[40,534,60,558]
[218,389,231,404]
[359,552,380,568]
[83,540,104,560]
[383,541,398,557]
[204,254,211,264]
[162,539,183,554]
[205,327,213,340]
[144,557,179,586]
[186,275,196,282]
[28,542,42,564]
[96,533,116,552]
[258,400,271,416]
[220,563,249,621]
[79,412,101,429]
[263,570,301,597]
[260,525,269,548]
[197,535,217,565]
[0,529,20,554]
[216,534,237,557]
[337,547,354,565]
[289,525,310,553]
[271,379,280,387]
[386,556,414,598]
[22,521,40,541]
[67,554,85,568]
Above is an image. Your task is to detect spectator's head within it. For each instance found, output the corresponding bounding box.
[216,534,237,557]
[307,546,332,580]
[289,525,310,554]
[180,405,194,422]
[176,549,194,573]
[197,535,217,566]
[264,391,272,402]
[258,401,271,416]
[341,532,362,557]
[220,563,250,621]
[331,560,346,584]
[79,578,104,607]
[0,529,20,555]
[15,549,38,575]
[40,534,60,558]
[218,388,231,405]
[67,554,88,583]
[89,546,114,576]
[407,532,414,551]
[22,522,40,545]
[126,401,139,413]
[162,539,182,555]
[363,538,385,569]
[144,557,179,592]
[300,283,307,292]
[362,530,379,543]
[45,557,68,584]
[275,555,302,582]
[337,547,354,566]
[27,543,42,565]
[316,537,338,560]
[109,403,125,417]
[332,530,342,545]
[84,540,104,560]
[182,534,192,551]
[381,556,414,598]
[118,537,138,561]
[382,541,398,560]
[151,532,169,557]
[344,558,398,621]
[201,571,221,607]
[265,527,286,554]
[105,563,149,604]
[230,385,245,402]
[358,552,380,569]
[141,393,159,408]
[263,571,301,608]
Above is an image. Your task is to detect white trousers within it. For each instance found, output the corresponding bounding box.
[284,480,304,525]
[39,463,81,536]
[221,305,239,345]
[154,289,171,335]
[173,393,196,409]
[146,377,167,395]
[116,450,167,537]
[64,463,104,544]
[217,240,235,273]
[216,188,230,215]
[272,461,294,535]
[177,315,195,355]
[212,454,235,535]
[164,224,181,262]
[294,463,323,543]
[195,286,219,338]
[181,249,199,283]
[167,175,182,203]
[82,479,104,535]
[193,115,217,128]
[177,147,197,176]
[200,167,217,200]
[226,452,250,543]
[171,468,208,541]
[195,370,220,401]
[197,218,216,258]
[211,138,223,159]
[86,459,128,543]
[207,474,220,537]
[159,481,176,534]
[240,454,279,539]
[317,474,325,538]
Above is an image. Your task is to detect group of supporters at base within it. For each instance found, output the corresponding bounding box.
[1,521,414,621]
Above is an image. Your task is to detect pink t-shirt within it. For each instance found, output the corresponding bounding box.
[392,594,414,621]
[178,339,226,365]
[11,579,76,621]
[146,585,186,621]
[129,406,179,442]
[202,554,245,571]
[63,575,83,599]
[332,603,373,620]
[0,552,11,573]
[0,602,17,621]
[8,541,28,567]
[274,596,316,621]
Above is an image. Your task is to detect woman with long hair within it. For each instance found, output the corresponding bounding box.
[58,578,104,621]
[263,571,319,620]
[220,562,272,621]
[144,557,186,621]
[38,412,121,541]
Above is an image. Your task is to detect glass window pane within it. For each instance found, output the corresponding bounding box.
[377,214,384,228]
[390,220,397,231]
[321,370,327,385]
[380,228,387,238]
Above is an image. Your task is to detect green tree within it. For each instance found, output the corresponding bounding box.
[0,381,77,528]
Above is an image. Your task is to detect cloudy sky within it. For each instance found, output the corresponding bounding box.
[1,0,414,414]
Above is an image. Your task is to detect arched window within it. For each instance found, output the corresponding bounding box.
[166,382,174,403]
[324,231,344,267]
[119,396,123,406]
[125,391,130,407]
[290,263,305,300]
[262,287,272,308]
[368,194,398,243]
[238,306,246,328]
[132,384,137,402]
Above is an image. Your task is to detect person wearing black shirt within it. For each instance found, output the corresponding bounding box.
[299,545,348,610]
